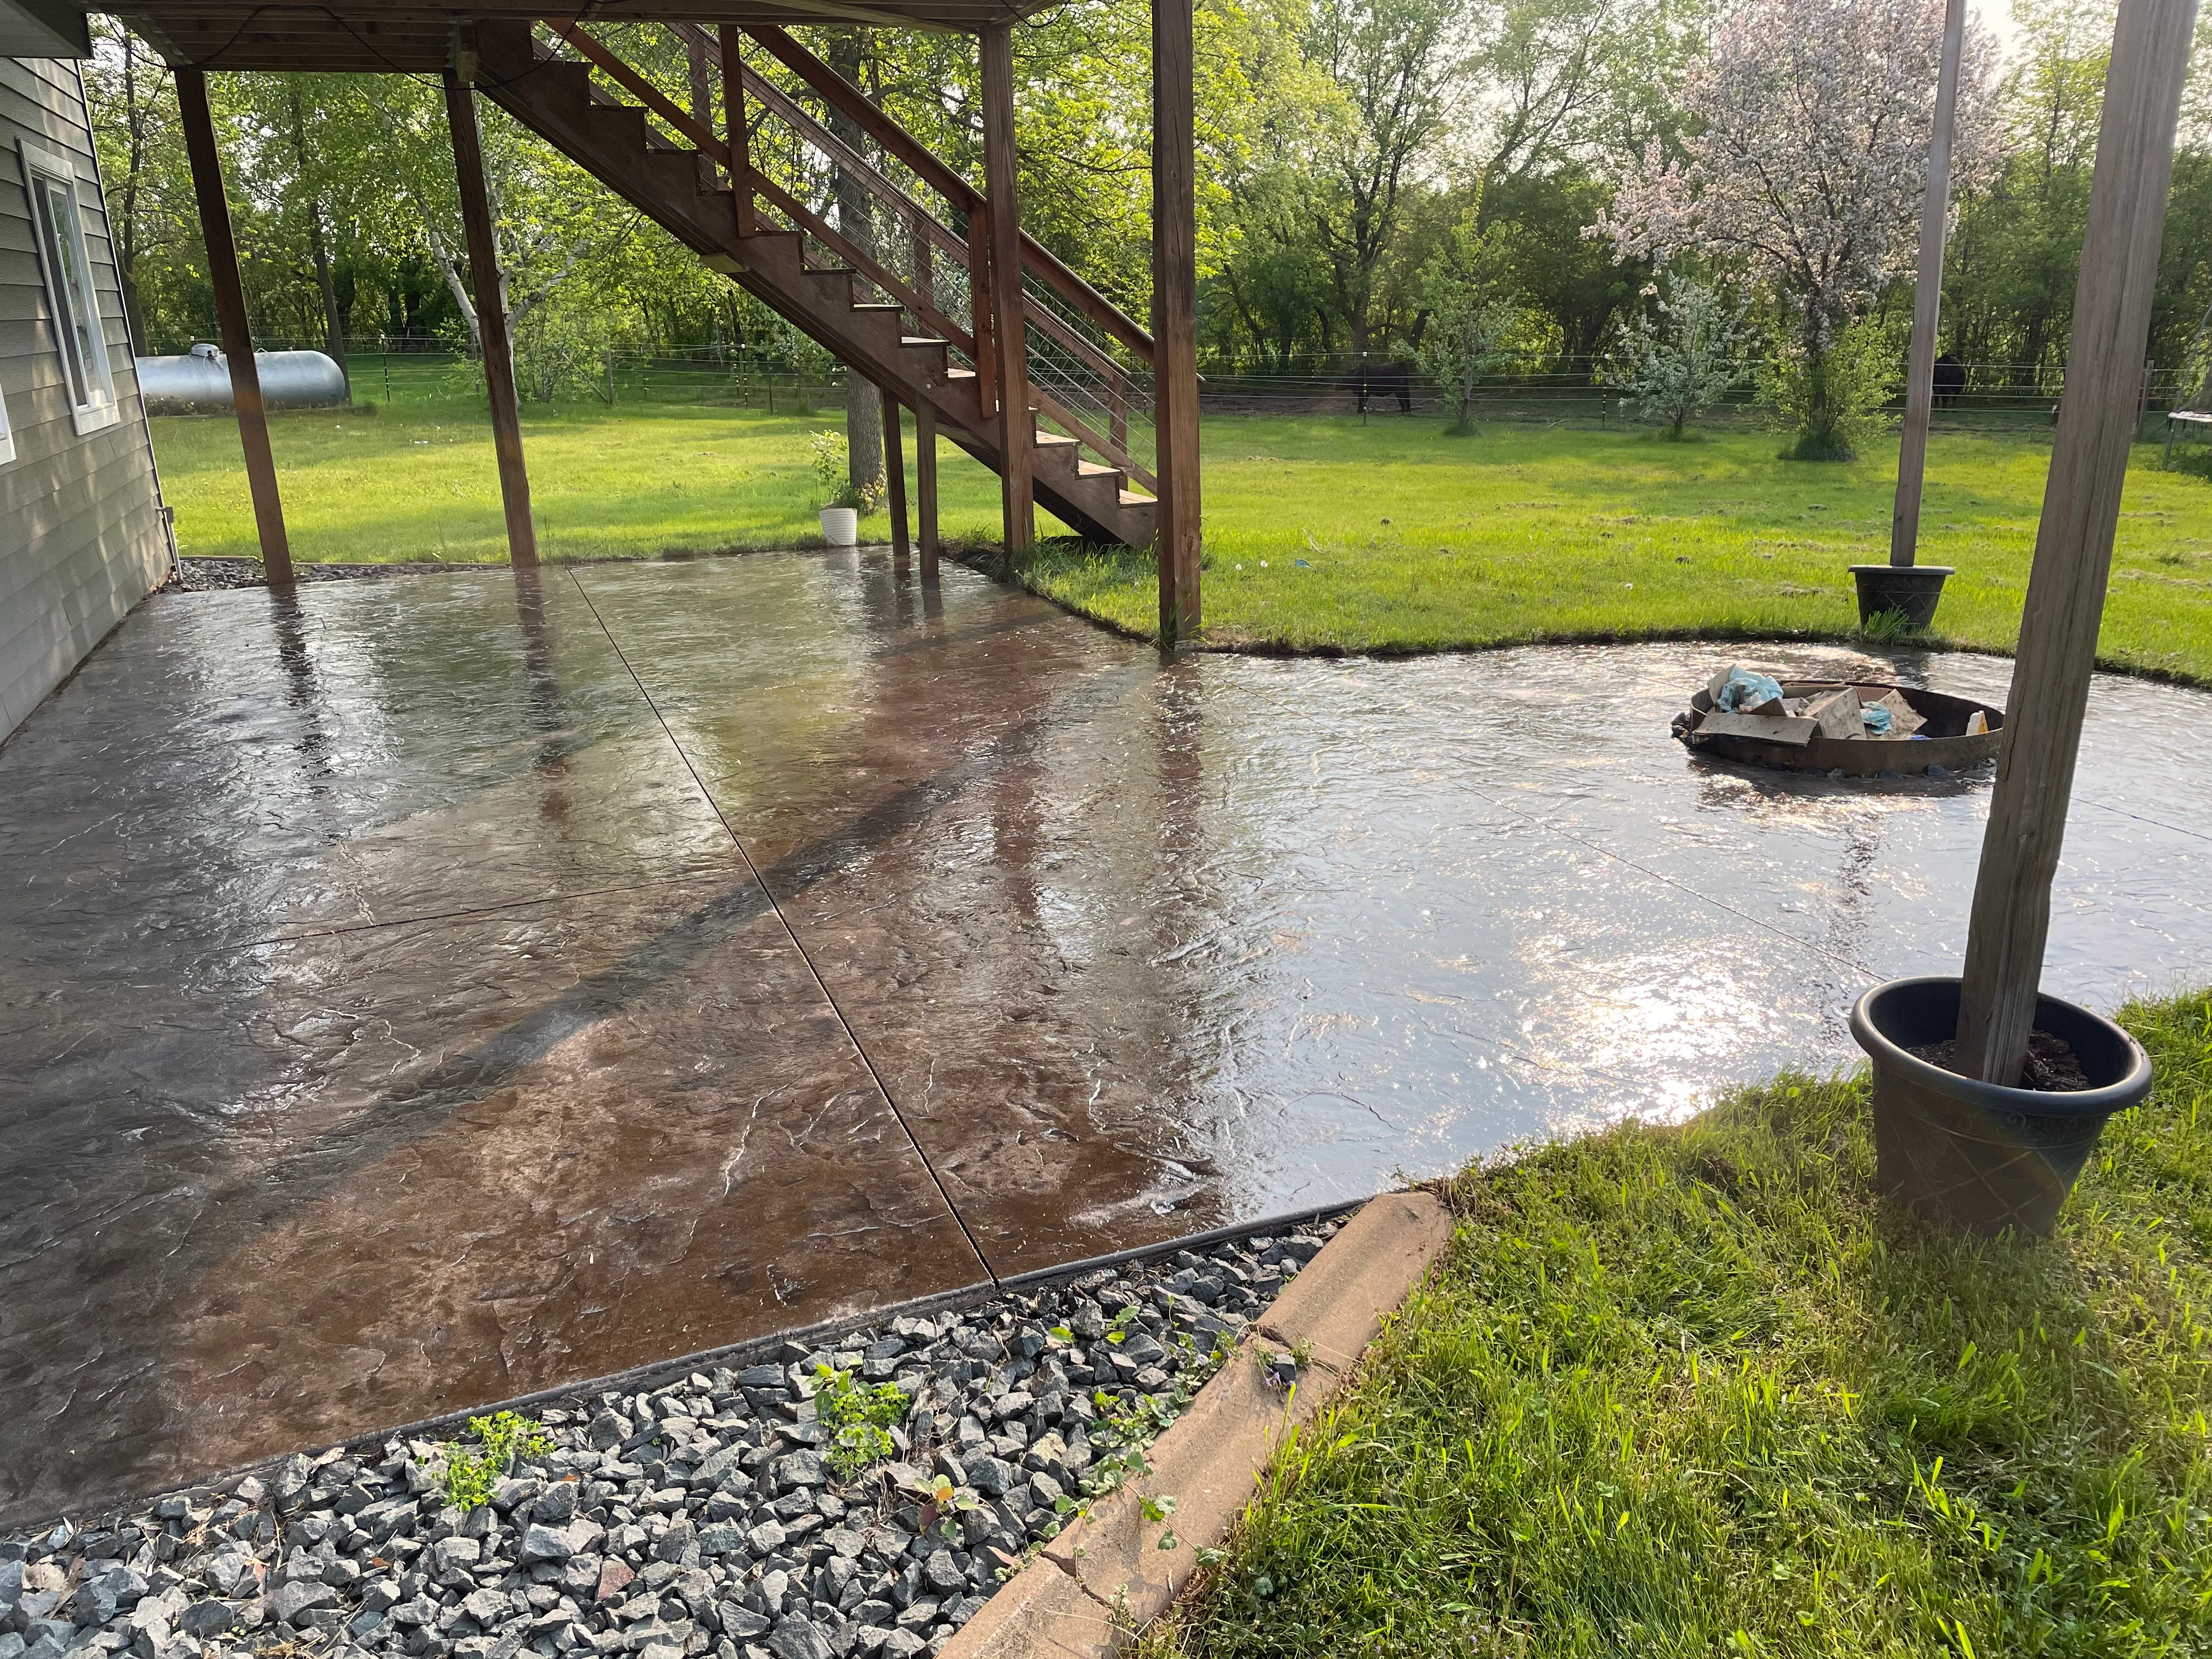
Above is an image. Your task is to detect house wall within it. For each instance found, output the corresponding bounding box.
[1,52,170,743]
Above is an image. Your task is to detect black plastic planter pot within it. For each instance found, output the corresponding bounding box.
[1849,977,2152,1237]
[1849,563,1953,629]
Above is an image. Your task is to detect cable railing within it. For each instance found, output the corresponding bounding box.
[544,20,1158,494]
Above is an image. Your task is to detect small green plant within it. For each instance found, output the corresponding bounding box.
[815,1364,909,1480]
[808,430,887,512]
[437,1412,551,1511]
[1859,606,1922,643]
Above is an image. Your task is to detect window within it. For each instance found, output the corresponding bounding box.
[0,377,14,466]
[19,140,119,437]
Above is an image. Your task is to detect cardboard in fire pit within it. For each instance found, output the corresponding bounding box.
[1699,710,1819,746]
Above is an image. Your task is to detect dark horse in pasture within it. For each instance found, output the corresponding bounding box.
[1353,360,1415,413]
[1932,353,1967,409]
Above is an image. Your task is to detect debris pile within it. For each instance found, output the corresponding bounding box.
[1694,668,1934,748]
[1673,665,1999,779]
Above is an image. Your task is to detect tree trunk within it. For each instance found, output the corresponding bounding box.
[290,87,349,390]
[827,32,883,496]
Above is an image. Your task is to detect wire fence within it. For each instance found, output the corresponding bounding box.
[144,337,2198,438]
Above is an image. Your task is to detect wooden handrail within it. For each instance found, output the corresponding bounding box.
[710,40,1143,401]
[740,25,980,211]
[552,22,731,168]
[750,171,976,359]
[1034,388,1158,496]
[738,24,1154,366]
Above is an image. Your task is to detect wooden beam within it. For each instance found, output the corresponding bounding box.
[978,24,1033,553]
[686,29,718,193]
[174,67,292,584]
[721,25,755,236]
[1954,0,2198,1084]
[1152,0,1201,641]
[1889,0,1966,567]
[916,402,940,576]
[445,68,539,569]
[883,392,911,560]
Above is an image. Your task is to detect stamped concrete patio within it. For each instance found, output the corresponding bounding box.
[4,549,2209,1527]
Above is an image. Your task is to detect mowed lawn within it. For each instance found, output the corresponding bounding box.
[154,397,2212,683]
[1155,991,2212,1659]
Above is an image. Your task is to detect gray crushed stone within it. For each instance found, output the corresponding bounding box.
[0,1222,1338,1659]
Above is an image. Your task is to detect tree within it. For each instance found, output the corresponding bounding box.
[1416,209,1522,430]
[1304,0,1474,358]
[1600,274,1750,436]
[1594,0,1996,458]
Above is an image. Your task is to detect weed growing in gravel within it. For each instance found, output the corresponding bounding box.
[437,1412,551,1511]
[814,1364,910,1480]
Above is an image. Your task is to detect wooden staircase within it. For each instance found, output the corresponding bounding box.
[471,21,1157,551]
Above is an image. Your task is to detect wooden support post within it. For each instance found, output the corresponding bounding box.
[913,226,932,311]
[687,32,718,193]
[1955,0,2198,1084]
[916,403,940,575]
[1889,0,1966,567]
[444,69,538,569]
[978,24,1033,554]
[1152,0,1203,640]
[176,67,292,584]
[883,392,911,560]
[721,26,755,237]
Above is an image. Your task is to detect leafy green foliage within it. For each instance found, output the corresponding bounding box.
[1601,276,1752,439]
[437,1412,551,1513]
[815,1364,910,1481]
[808,431,887,512]
[1163,991,2212,1657]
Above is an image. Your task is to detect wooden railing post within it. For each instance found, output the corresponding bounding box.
[176,67,292,584]
[979,24,1032,552]
[1152,0,1203,639]
[1889,0,1966,567]
[723,25,755,236]
[1954,0,2198,1082]
[444,66,539,569]
[687,31,718,193]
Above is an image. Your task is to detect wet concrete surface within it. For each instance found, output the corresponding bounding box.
[4,549,2208,1523]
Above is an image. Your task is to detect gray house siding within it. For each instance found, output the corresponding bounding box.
[0,52,170,742]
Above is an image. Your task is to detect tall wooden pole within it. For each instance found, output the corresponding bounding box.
[444,69,539,569]
[721,26,755,236]
[916,402,940,576]
[1152,0,1203,642]
[978,25,1034,554]
[883,392,911,560]
[1889,0,1967,567]
[175,67,292,585]
[686,33,719,193]
[1955,0,2198,1084]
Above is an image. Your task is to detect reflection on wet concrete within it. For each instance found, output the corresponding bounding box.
[3,551,2208,1523]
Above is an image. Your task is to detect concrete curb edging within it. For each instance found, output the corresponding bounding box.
[943,1189,1455,1657]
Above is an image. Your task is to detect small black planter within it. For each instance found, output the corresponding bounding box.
[1850,563,1954,629]
[1849,977,2152,1237]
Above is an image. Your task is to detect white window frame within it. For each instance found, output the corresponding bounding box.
[0,375,15,466]
[20,138,121,437]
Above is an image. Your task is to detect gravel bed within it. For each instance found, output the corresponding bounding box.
[0,1220,1339,1659]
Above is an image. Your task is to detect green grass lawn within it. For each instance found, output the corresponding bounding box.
[154,388,2212,683]
[1150,990,2212,1659]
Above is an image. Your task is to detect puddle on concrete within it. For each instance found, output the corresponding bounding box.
[2,549,2205,1523]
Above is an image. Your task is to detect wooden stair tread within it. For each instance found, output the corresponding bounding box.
[1119,490,1157,507]
[901,336,949,348]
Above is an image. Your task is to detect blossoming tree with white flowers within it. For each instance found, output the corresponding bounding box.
[1602,276,1754,439]
[1591,0,1996,458]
